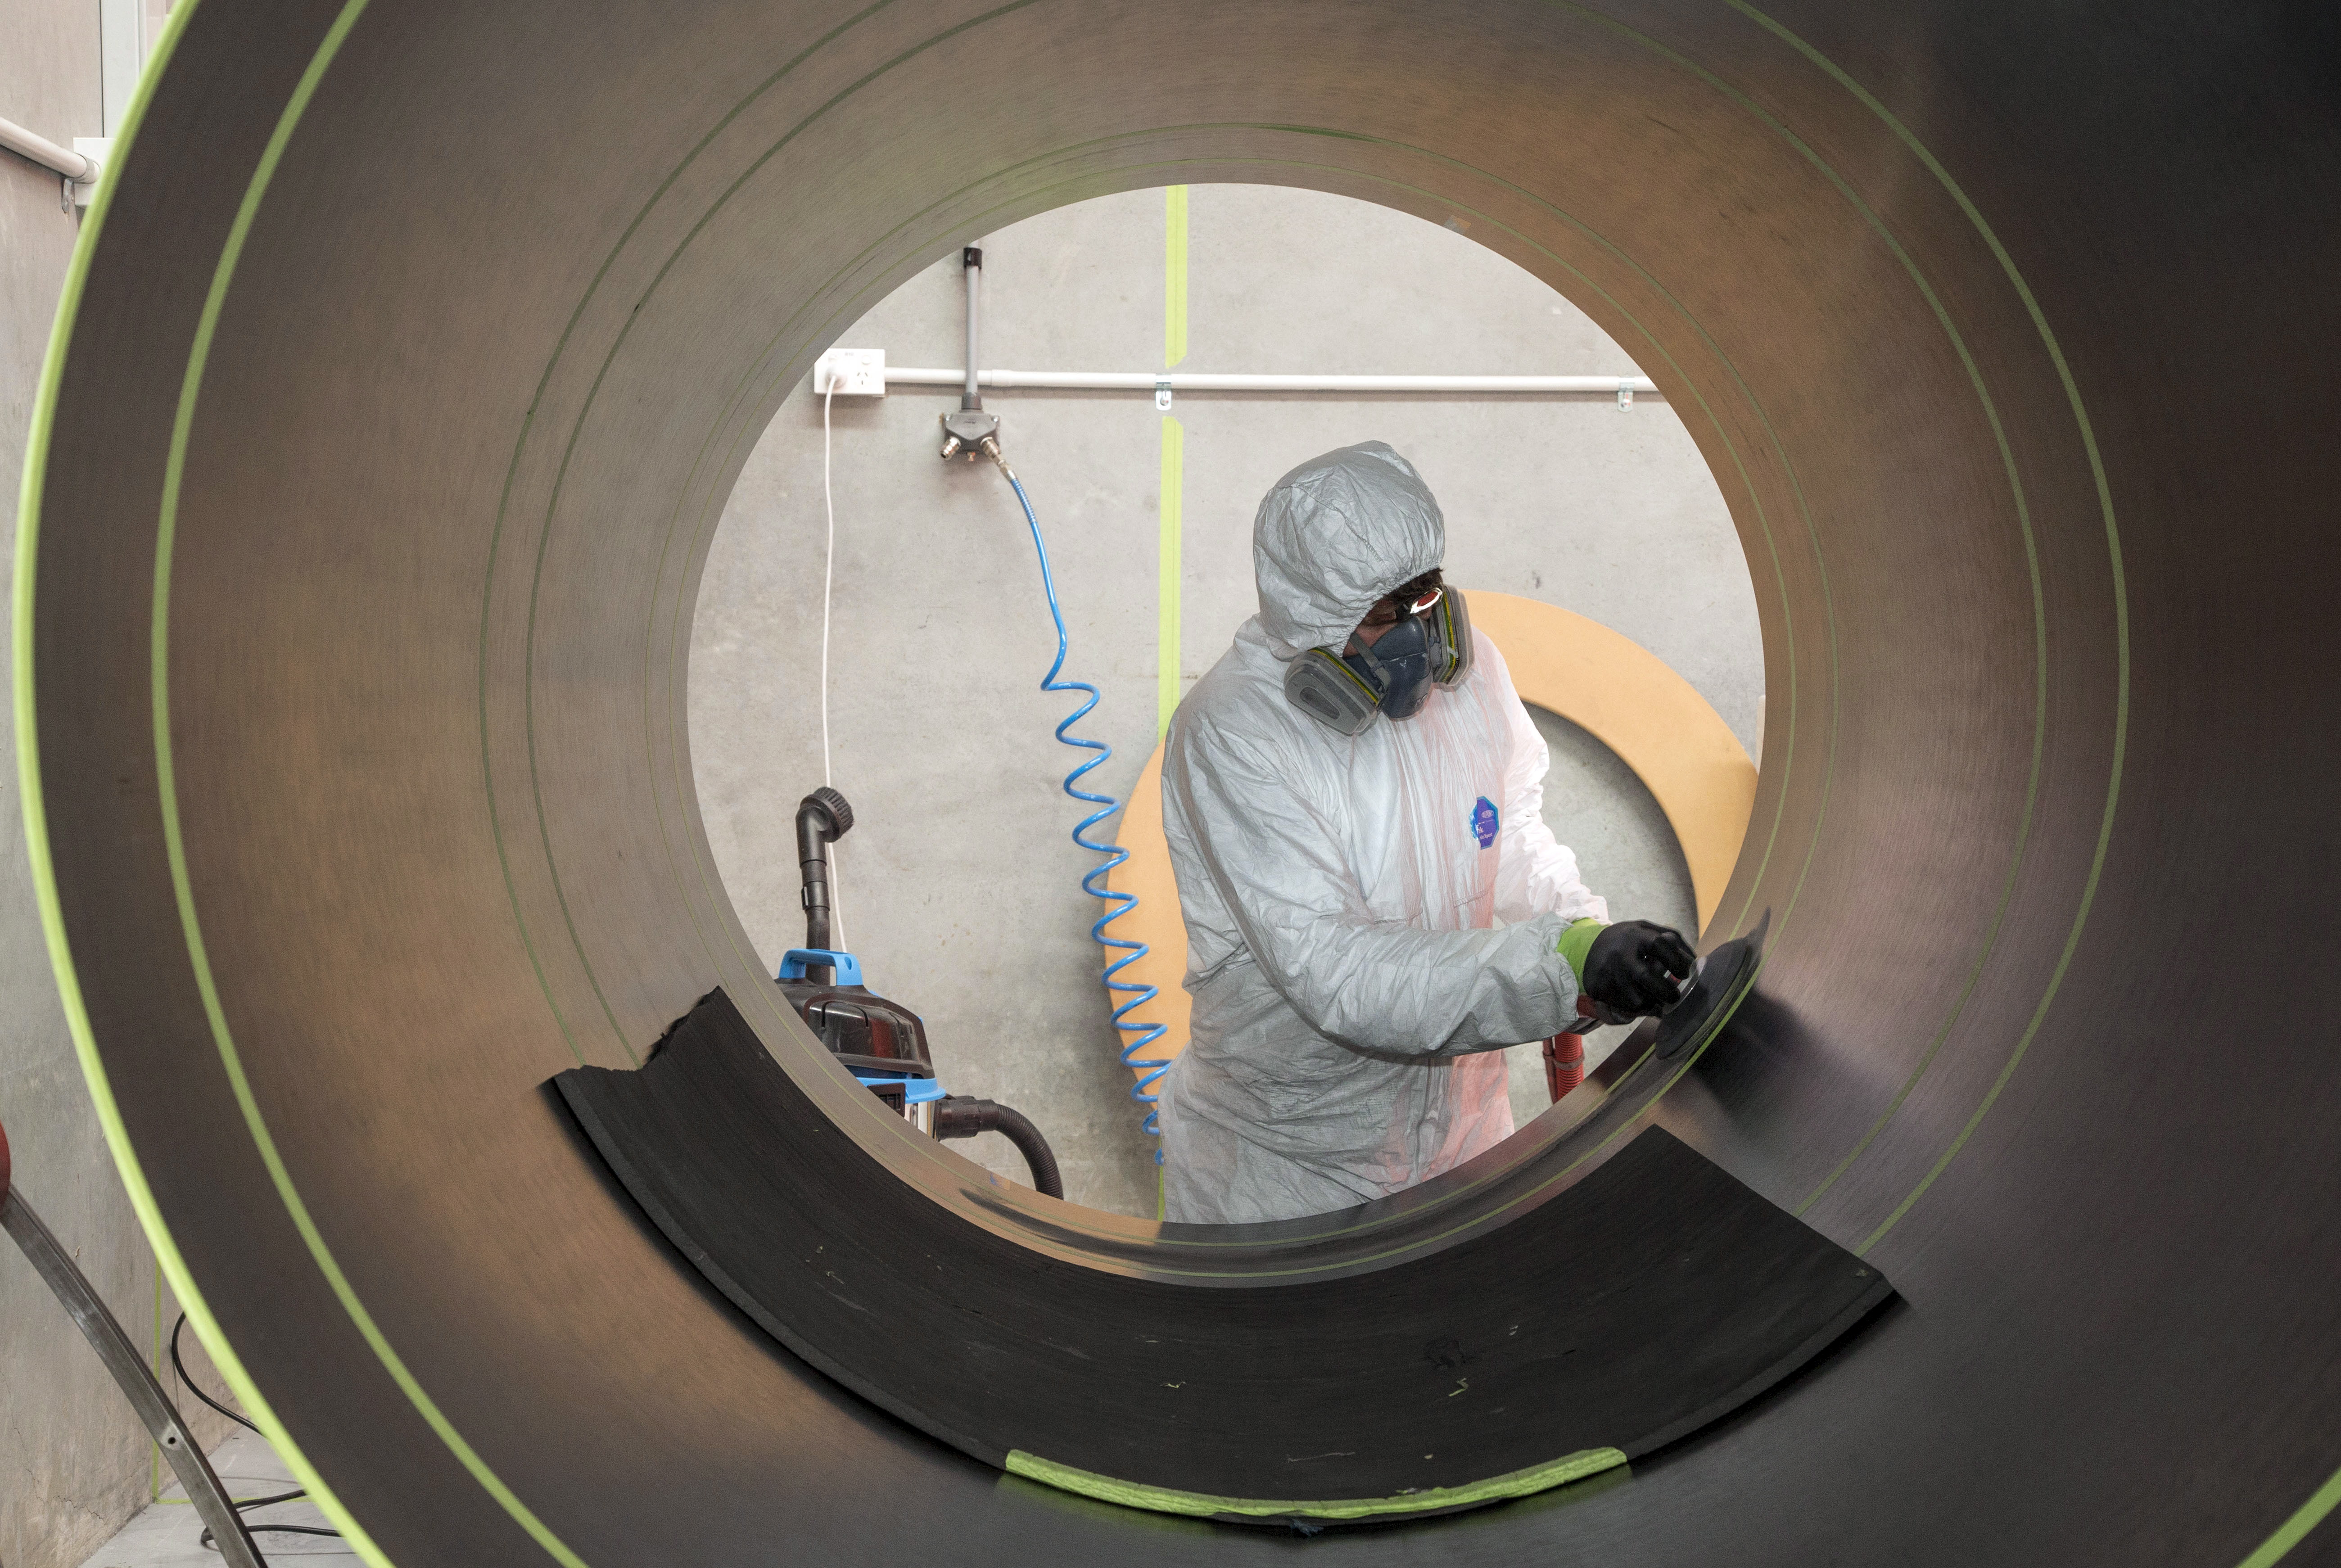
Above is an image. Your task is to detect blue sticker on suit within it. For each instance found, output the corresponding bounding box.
[1471,796,1499,849]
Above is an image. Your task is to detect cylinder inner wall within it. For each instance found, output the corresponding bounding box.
[30,0,2335,1563]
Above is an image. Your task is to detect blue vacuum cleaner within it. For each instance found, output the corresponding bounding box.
[775,787,1062,1197]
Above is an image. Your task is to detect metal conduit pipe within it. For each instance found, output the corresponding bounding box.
[960,246,983,411]
[885,367,1663,396]
[0,114,93,180]
[20,2,2340,1565]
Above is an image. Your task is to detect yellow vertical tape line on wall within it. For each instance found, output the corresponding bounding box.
[1157,416,1184,736]
[1163,184,1189,369]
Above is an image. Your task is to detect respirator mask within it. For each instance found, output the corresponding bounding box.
[1282,584,1474,736]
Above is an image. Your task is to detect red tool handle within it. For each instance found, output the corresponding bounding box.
[1542,1033,1586,1102]
[1542,997,1600,1102]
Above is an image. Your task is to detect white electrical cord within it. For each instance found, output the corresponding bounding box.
[821,381,836,786]
[819,379,845,947]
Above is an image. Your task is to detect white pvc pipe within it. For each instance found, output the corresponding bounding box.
[0,117,93,181]
[883,366,1658,394]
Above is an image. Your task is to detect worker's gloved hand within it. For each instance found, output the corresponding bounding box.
[1579,920,1697,1018]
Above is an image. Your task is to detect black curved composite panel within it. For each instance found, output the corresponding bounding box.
[555,989,1891,1522]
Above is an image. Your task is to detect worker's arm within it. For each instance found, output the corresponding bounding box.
[1479,633,1693,1018]
[1165,715,1581,1057]
[1481,633,1609,929]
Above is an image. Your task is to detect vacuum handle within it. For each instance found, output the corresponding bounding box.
[778,948,864,986]
[795,788,854,976]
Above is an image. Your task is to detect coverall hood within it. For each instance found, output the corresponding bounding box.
[1252,442,1446,657]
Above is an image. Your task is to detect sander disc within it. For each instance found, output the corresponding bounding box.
[1652,910,1769,1062]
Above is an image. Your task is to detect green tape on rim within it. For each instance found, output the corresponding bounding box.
[1005,1445,1627,1522]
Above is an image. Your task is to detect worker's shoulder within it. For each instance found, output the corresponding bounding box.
[1464,622,1516,685]
[1168,627,1318,762]
[1451,624,1529,718]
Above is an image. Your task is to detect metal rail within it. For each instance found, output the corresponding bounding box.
[0,115,92,179]
[885,366,1660,395]
[0,1147,263,1568]
[1,115,98,211]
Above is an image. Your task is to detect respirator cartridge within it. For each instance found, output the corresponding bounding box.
[1283,584,1474,736]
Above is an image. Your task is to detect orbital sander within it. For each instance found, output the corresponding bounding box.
[1542,912,1769,1100]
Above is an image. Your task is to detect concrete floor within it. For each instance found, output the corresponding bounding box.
[75,1431,349,1566]
[690,184,1756,1217]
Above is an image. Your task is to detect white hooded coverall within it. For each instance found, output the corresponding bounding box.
[1157,443,1606,1226]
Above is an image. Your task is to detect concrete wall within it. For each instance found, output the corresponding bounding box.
[691,185,1760,1219]
[1,6,242,1567]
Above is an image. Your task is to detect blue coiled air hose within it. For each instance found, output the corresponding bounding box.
[997,461,1170,1164]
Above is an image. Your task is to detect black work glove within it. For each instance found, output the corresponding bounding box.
[1582,920,1697,1018]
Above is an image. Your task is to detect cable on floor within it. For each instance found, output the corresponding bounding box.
[171,1312,342,1554]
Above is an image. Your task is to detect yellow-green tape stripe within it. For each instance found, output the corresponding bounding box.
[15,5,398,1562]
[2238,1468,2341,1568]
[143,3,590,1563]
[1162,183,1188,368]
[1007,1446,1626,1521]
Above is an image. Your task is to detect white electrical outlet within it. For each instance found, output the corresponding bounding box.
[813,348,886,396]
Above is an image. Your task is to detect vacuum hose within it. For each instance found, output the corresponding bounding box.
[934,1096,1064,1199]
[795,787,854,974]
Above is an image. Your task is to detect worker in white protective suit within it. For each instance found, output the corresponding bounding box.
[1156,442,1695,1225]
